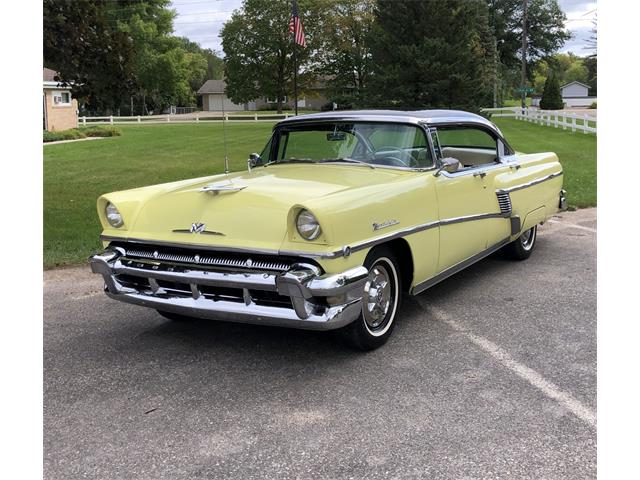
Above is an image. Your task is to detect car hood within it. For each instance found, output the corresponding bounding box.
[116,164,411,252]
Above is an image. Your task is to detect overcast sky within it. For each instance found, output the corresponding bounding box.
[170,0,597,57]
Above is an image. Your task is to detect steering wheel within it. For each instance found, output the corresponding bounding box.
[373,146,408,167]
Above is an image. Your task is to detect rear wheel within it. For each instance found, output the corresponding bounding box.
[340,246,402,350]
[503,225,537,260]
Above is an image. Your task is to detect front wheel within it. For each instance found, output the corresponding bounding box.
[340,246,402,350]
[503,225,538,260]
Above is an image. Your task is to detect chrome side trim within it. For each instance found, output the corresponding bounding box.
[102,211,508,261]
[410,237,511,295]
[496,171,563,194]
[439,212,505,226]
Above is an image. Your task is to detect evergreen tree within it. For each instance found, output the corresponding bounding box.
[364,0,493,111]
[539,71,563,110]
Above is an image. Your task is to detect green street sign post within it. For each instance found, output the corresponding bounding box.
[516,87,535,94]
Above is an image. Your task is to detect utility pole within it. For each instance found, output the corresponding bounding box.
[520,0,528,112]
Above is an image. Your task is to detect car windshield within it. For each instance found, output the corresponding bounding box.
[266,122,433,169]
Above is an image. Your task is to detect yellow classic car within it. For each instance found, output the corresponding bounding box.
[90,110,565,349]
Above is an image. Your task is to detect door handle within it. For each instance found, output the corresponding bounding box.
[473,171,487,179]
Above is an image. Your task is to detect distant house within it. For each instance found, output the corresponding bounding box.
[43,67,78,131]
[197,80,255,111]
[197,79,329,112]
[560,81,596,108]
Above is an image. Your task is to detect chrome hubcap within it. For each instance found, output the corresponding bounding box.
[520,227,536,250]
[363,264,392,329]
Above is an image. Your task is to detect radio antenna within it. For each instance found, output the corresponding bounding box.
[221,88,229,175]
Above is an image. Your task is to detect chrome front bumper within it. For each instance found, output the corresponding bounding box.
[89,248,368,331]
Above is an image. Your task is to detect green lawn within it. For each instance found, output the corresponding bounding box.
[44,123,276,268]
[44,118,596,268]
[492,117,596,208]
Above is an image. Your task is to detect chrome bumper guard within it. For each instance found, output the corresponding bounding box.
[89,248,368,331]
[559,189,567,210]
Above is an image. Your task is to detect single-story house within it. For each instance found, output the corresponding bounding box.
[197,79,329,112]
[197,80,255,111]
[43,67,78,131]
[560,81,596,108]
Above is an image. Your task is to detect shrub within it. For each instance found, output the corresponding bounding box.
[82,126,122,137]
[43,129,86,142]
[540,72,564,110]
[44,126,122,142]
[590,102,597,109]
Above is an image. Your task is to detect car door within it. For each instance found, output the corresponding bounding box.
[431,125,512,274]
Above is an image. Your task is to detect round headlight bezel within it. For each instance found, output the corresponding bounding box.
[105,202,124,228]
[296,209,322,241]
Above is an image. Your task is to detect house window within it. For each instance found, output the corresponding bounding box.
[53,91,71,106]
[266,96,287,104]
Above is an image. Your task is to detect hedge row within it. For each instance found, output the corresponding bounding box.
[43,126,122,143]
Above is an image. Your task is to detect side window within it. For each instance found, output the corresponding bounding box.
[259,137,273,162]
[429,128,442,161]
[436,126,499,168]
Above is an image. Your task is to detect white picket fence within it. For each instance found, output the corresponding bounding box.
[481,107,597,135]
[79,113,294,125]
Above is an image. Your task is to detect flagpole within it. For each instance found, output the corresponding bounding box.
[292,1,298,116]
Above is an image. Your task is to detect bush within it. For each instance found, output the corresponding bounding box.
[81,126,122,137]
[540,72,564,110]
[43,129,85,142]
[590,102,597,109]
[44,126,121,142]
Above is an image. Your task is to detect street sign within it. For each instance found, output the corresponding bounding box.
[516,87,535,93]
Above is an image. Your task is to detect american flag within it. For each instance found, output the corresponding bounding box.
[289,0,306,47]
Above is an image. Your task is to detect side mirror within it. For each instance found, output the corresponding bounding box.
[248,152,262,171]
[434,157,461,176]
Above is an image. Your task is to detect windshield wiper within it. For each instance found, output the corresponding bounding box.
[265,158,317,166]
[319,158,376,169]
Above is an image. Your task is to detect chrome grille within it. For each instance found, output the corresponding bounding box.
[122,248,291,272]
[496,192,512,216]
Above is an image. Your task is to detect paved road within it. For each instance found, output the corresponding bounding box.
[44,209,596,479]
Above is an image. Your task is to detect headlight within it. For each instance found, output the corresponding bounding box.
[296,209,322,240]
[105,202,124,228]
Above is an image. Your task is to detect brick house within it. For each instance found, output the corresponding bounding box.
[43,67,78,131]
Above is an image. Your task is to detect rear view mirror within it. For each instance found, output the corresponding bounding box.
[434,157,461,176]
[247,152,262,171]
[326,132,347,141]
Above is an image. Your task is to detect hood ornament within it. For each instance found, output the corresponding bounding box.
[200,183,246,195]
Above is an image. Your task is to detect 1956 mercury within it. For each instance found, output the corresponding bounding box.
[90,110,565,349]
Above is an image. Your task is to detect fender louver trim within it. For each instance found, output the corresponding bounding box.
[496,191,512,216]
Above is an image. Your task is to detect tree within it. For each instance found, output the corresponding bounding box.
[43,0,138,111]
[532,53,588,93]
[364,0,493,111]
[221,0,324,113]
[316,0,376,104]
[45,0,215,114]
[539,71,563,110]
[488,0,571,72]
[585,13,597,58]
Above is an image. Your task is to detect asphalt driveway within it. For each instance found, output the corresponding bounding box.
[44,208,597,480]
